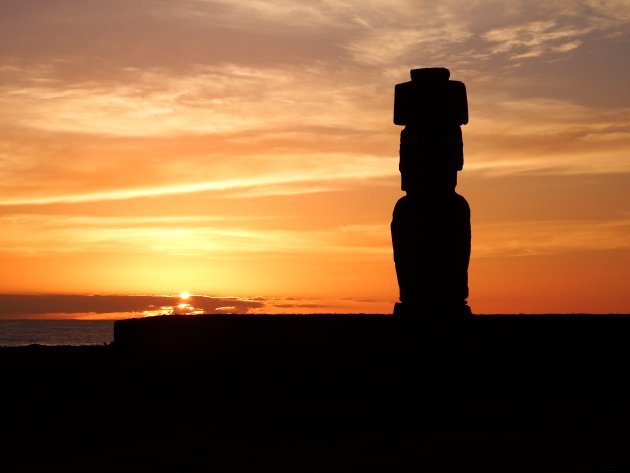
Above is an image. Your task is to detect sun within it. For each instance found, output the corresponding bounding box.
[179,292,190,299]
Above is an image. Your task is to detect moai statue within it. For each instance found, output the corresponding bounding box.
[391,67,472,316]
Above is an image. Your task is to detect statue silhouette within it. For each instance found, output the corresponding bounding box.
[391,68,472,315]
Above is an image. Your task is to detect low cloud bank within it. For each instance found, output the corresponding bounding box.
[0,294,264,319]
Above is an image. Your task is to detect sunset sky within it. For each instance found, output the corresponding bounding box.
[1,0,629,318]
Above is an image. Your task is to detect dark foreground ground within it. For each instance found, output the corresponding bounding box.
[3,313,630,472]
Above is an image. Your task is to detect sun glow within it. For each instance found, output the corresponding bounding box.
[179,292,190,299]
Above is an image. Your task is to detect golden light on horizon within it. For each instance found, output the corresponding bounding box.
[179,292,191,300]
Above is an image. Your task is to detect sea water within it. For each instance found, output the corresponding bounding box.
[0,320,114,347]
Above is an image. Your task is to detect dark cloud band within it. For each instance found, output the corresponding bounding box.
[0,294,264,317]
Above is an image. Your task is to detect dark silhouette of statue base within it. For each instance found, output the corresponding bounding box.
[391,67,471,316]
[391,190,471,314]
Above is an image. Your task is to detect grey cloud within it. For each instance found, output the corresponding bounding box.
[0,294,264,318]
[2,0,627,108]
[273,303,330,309]
[0,0,352,76]
[483,21,593,59]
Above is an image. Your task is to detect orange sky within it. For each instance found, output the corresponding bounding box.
[0,0,629,317]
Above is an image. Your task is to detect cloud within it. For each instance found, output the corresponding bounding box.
[473,218,630,258]
[0,58,398,204]
[0,152,394,206]
[1,0,629,209]
[1,64,357,136]
[2,0,628,74]
[0,214,391,257]
[0,293,396,318]
[247,295,394,314]
[0,293,264,318]
[0,0,352,70]
[345,26,472,66]
[464,97,630,175]
[483,20,593,60]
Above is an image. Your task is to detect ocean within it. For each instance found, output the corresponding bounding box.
[0,320,115,347]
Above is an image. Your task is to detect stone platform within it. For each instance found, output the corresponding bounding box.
[113,312,630,398]
[4,313,630,471]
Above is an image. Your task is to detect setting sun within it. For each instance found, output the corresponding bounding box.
[179,293,190,300]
